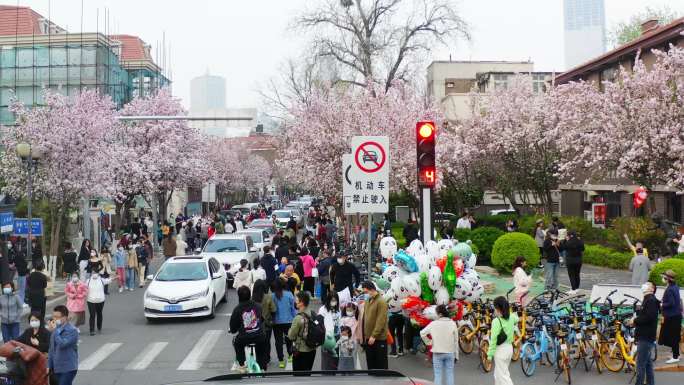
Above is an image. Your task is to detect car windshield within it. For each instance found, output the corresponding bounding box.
[239,232,262,243]
[250,219,271,226]
[274,211,291,218]
[155,262,207,281]
[203,239,246,252]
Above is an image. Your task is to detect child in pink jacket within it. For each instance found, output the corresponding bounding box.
[65,275,88,329]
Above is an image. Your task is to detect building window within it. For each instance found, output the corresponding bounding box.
[493,74,508,90]
[599,67,616,91]
[532,74,547,93]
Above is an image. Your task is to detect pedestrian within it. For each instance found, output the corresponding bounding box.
[126,245,138,292]
[329,254,360,295]
[336,325,355,371]
[136,239,148,288]
[359,281,388,370]
[260,246,278,287]
[48,305,79,385]
[487,296,518,385]
[27,261,48,320]
[512,256,531,306]
[402,223,418,246]
[61,242,78,281]
[272,278,296,368]
[300,252,317,296]
[325,219,337,249]
[534,219,545,268]
[280,265,301,289]
[100,247,113,295]
[318,292,341,370]
[175,233,188,256]
[13,244,28,305]
[287,291,317,373]
[317,250,334,305]
[17,311,50,354]
[388,304,405,358]
[542,231,560,290]
[143,236,155,277]
[252,279,275,366]
[420,304,459,385]
[30,238,42,268]
[629,246,652,286]
[162,235,176,260]
[505,219,518,232]
[229,285,268,373]
[624,234,650,259]
[186,221,197,251]
[77,239,92,282]
[85,249,102,280]
[0,282,23,342]
[562,230,584,293]
[233,259,254,291]
[456,212,472,230]
[113,245,127,293]
[208,222,216,240]
[86,266,107,336]
[658,270,682,364]
[633,281,659,385]
[64,274,87,331]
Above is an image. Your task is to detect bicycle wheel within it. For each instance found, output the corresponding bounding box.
[479,340,493,373]
[590,341,603,374]
[520,343,537,377]
[561,352,572,385]
[599,340,625,373]
[459,324,475,354]
[546,341,558,366]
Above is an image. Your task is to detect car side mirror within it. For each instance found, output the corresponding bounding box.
[211,273,222,280]
[249,247,257,253]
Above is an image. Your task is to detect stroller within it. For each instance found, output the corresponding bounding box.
[0,341,48,385]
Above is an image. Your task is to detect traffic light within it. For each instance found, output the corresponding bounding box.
[416,121,436,188]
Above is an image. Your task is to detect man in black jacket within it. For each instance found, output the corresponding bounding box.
[329,254,360,294]
[543,231,561,291]
[633,281,659,385]
[229,286,267,372]
[562,230,584,293]
[259,246,278,286]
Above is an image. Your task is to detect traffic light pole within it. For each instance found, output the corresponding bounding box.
[420,187,433,244]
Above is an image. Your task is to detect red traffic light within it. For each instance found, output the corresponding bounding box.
[416,121,436,189]
[417,122,435,139]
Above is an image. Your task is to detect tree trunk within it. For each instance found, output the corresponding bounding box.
[48,206,64,259]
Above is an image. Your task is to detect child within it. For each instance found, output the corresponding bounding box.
[278,257,288,273]
[0,283,23,342]
[336,325,355,371]
[233,259,253,290]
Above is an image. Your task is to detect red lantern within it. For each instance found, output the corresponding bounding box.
[633,186,648,208]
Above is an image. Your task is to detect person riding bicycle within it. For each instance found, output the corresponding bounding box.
[230,286,268,373]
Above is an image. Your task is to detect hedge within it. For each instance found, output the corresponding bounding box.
[491,232,540,274]
[470,227,505,259]
[649,259,684,287]
[583,244,632,270]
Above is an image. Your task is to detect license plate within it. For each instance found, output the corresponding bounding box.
[576,333,583,339]
[164,305,182,312]
[561,344,567,351]
[592,335,598,341]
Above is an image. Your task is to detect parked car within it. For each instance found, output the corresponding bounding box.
[169,370,434,385]
[236,229,271,258]
[144,256,226,321]
[272,209,295,229]
[200,234,258,287]
[435,211,457,225]
[247,218,276,236]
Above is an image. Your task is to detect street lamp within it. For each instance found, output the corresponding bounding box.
[16,142,41,264]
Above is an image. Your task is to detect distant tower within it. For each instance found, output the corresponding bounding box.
[563,0,606,69]
[190,71,226,113]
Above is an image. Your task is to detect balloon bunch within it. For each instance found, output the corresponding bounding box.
[376,237,484,330]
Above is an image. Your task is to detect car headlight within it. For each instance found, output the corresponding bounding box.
[182,288,210,302]
[145,292,167,302]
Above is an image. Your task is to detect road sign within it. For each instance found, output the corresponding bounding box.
[13,218,43,237]
[0,212,13,233]
[343,136,390,214]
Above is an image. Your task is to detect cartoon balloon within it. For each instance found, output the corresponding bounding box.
[382,265,402,282]
[423,305,438,320]
[419,272,433,303]
[470,283,484,301]
[461,268,480,287]
[443,250,457,296]
[404,273,422,298]
[425,240,439,262]
[435,287,450,305]
[379,236,398,261]
[415,253,431,273]
[427,266,443,290]
[391,276,409,299]
[406,239,425,257]
[394,250,418,273]
[453,277,473,300]
[437,239,454,257]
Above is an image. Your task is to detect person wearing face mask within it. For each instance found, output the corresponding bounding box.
[86,267,108,336]
[0,282,23,342]
[287,291,317,372]
[359,281,388,370]
[420,304,459,385]
[487,296,518,385]
[47,305,79,385]
[632,281,659,385]
[27,261,48,319]
[629,244,652,285]
[77,239,92,283]
[272,278,296,368]
[658,270,682,364]
[329,254,360,295]
[113,245,127,293]
[318,292,341,370]
[65,273,87,331]
[17,311,50,354]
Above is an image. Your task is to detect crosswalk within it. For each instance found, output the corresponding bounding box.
[77,330,292,372]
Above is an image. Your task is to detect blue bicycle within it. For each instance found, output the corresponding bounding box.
[520,311,558,376]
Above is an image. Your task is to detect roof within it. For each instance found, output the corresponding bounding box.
[109,34,152,61]
[0,5,45,36]
[557,17,684,84]
[429,60,533,67]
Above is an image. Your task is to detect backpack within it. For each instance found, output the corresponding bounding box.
[302,311,326,348]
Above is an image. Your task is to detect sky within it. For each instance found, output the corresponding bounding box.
[7,0,684,110]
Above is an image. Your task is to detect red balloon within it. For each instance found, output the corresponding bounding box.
[435,256,447,272]
[402,296,429,313]
[410,311,431,328]
[453,258,464,277]
[634,186,648,208]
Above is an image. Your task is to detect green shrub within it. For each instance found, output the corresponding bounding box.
[583,244,632,270]
[561,216,607,243]
[475,215,518,230]
[453,228,472,243]
[649,259,684,287]
[391,222,407,248]
[470,227,505,258]
[491,232,540,274]
[518,215,543,236]
[674,253,684,260]
[469,242,480,256]
[606,217,666,253]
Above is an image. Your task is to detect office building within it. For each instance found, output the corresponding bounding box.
[563,0,606,69]
[190,72,226,112]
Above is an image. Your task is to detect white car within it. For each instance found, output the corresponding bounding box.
[144,256,227,321]
[236,229,271,258]
[272,209,295,229]
[200,234,258,287]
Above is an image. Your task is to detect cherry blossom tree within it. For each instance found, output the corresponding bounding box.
[279,81,443,206]
[0,89,117,256]
[240,155,272,200]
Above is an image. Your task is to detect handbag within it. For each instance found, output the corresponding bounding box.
[496,318,508,346]
[311,266,319,278]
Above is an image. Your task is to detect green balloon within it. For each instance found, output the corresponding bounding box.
[444,252,456,297]
[420,271,434,303]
